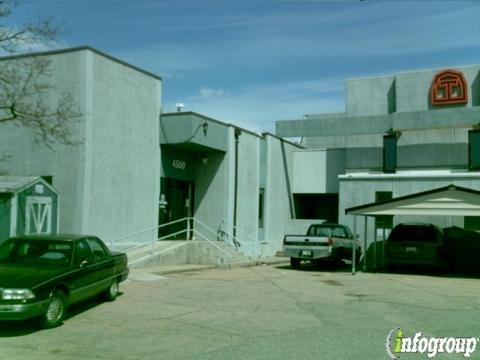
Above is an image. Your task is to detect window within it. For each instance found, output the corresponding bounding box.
[468,130,480,170]
[87,238,109,260]
[375,191,393,231]
[430,69,468,106]
[307,225,347,238]
[258,188,265,228]
[74,239,94,266]
[383,134,397,173]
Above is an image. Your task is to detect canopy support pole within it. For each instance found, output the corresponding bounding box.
[363,216,368,272]
[352,215,357,275]
[373,217,377,272]
[382,225,386,268]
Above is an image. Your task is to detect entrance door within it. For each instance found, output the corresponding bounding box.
[160,179,194,240]
[25,196,52,235]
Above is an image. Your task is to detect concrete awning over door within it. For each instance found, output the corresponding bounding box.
[345,185,480,217]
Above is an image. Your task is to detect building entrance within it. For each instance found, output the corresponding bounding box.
[159,178,194,239]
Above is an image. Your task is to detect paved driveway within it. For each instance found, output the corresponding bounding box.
[1,263,479,360]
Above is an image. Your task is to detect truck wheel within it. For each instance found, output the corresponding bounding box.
[41,290,67,329]
[290,258,301,268]
[105,278,119,301]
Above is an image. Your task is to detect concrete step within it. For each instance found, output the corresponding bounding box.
[127,241,189,267]
[128,240,260,269]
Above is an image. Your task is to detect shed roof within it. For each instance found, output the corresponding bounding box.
[0,176,46,193]
[345,185,480,216]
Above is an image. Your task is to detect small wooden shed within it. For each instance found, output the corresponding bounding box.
[0,177,59,243]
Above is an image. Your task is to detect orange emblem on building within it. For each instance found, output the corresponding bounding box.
[430,69,468,105]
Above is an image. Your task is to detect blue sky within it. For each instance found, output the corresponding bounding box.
[11,0,480,132]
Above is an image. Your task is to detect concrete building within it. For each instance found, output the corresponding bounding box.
[159,112,300,256]
[276,65,480,260]
[0,47,162,246]
[0,47,300,257]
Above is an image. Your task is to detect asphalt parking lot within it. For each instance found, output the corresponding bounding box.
[1,263,479,360]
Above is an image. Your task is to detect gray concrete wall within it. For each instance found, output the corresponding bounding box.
[194,150,230,240]
[263,135,297,255]
[0,50,88,233]
[86,52,161,246]
[395,65,480,113]
[0,49,162,247]
[236,131,260,244]
[277,107,480,139]
[292,149,345,193]
[346,76,395,116]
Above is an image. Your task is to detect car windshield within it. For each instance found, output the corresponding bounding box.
[0,239,73,266]
[389,226,438,242]
[307,225,346,238]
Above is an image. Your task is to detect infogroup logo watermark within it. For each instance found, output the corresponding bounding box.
[385,328,479,359]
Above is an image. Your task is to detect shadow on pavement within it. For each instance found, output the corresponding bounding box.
[275,261,353,273]
[379,266,480,279]
[0,292,124,337]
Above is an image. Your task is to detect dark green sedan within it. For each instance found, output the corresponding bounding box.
[0,234,129,328]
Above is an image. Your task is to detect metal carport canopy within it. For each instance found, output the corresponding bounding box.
[344,184,480,275]
[345,184,480,217]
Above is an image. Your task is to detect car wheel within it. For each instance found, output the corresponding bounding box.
[41,290,67,329]
[105,278,119,301]
[290,258,301,269]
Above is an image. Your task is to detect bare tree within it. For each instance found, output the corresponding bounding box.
[0,0,81,148]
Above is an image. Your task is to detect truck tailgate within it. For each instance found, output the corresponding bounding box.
[284,235,330,247]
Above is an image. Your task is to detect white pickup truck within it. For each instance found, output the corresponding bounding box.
[283,223,361,268]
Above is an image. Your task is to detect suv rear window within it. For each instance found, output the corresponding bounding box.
[388,225,439,242]
[307,225,346,238]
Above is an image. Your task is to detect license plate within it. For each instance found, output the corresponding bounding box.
[302,250,312,257]
[405,246,417,253]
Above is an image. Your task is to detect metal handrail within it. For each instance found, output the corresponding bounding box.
[220,219,261,258]
[109,217,249,262]
[109,226,157,248]
[221,219,257,243]
[192,218,222,241]
[192,229,234,260]
[157,217,189,229]
[158,229,188,241]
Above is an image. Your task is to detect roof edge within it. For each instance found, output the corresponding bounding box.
[345,184,480,215]
[0,46,162,81]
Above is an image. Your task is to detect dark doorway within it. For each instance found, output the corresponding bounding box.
[293,194,339,223]
[159,178,194,240]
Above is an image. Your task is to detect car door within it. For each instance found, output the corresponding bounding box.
[86,237,114,293]
[69,238,98,304]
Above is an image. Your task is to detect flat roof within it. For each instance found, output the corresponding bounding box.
[162,111,303,148]
[0,46,162,81]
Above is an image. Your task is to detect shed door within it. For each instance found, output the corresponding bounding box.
[25,197,52,234]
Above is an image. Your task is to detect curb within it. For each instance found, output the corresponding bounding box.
[216,257,290,270]
[132,257,291,275]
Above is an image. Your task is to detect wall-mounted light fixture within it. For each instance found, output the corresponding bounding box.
[202,120,209,136]
[234,128,242,140]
